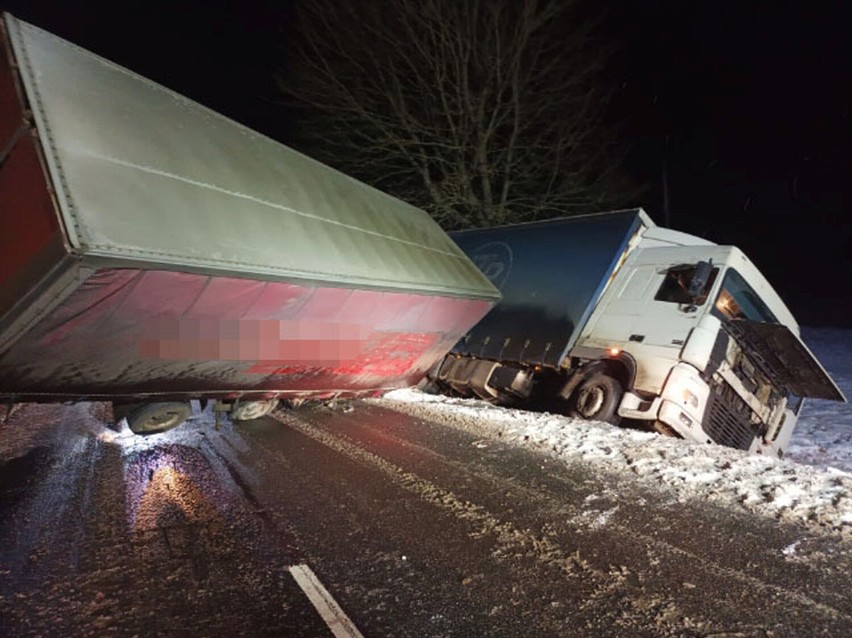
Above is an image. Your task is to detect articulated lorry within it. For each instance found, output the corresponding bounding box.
[0,14,499,433]
[431,209,845,457]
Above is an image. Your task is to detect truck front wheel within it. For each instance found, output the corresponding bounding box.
[571,373,623,425]
[124,401,192,435]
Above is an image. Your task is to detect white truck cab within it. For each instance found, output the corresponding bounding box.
[435,209,844,457]
[581,226,841,456]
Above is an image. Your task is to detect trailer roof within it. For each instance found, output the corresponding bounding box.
[3,14,498,300]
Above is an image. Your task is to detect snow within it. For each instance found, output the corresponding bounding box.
[376,328,852,536]
[786,328,852,472]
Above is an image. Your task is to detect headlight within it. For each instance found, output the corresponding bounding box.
[682,389,700,409]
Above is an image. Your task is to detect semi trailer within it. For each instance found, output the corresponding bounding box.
[431,209,844,457]
[0,14,499,433]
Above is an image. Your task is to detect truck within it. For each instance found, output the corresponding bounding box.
[430,209,845,457]
[0,13,499,434]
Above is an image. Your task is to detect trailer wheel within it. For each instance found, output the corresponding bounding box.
[125,402,192,435]
[571,373,623,425]
[229,399,279,421]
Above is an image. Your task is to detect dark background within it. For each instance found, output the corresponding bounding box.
[1,0,849,327]
[610,1,852,329]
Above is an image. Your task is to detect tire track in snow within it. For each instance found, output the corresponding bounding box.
[272,408,607,579]
[271,408,711,632]
[274,404,852,629]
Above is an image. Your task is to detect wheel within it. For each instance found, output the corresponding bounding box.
[570,373,623,424]
[417,376,442,395]
[125,401,192,435]
[229,399,279,421]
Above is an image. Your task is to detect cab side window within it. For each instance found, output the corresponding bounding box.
[655,264,718,305]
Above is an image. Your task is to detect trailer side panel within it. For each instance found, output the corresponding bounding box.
[450,211,645,367]
[0,267,493,400]
[0,34,66,323]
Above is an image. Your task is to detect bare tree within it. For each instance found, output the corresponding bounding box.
[279,0,637,228]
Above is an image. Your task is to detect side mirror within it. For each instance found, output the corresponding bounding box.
[687,259,713,299]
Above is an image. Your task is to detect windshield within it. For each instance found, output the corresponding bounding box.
[712,268,777,323]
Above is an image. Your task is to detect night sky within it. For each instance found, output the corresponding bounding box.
[2,0,850,327]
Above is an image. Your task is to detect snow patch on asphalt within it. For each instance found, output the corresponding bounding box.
[375,388,852,536]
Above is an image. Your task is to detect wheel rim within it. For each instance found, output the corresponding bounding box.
[576,385,605,418]
[240,402,268,419]
[139,410,184,432]
[139,410,185,432]
[232,399,277,421]
[124,402,191,435]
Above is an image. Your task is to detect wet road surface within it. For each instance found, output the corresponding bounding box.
[0,400,850,637]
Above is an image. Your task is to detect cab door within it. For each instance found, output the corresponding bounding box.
[582,247,721,350]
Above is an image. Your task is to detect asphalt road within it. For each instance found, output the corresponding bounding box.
[0,400,850,637]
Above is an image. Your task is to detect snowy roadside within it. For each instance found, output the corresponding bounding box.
[786,328,852,473]
[374,388,852,538]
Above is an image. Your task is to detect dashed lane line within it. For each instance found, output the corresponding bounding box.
[288,563,365,638]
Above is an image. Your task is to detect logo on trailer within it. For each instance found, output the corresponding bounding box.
[471,242,513,290]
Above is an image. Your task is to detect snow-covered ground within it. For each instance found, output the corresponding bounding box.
[376,328,852,536]
[786,328,852,472]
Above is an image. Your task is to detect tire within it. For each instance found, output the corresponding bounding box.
[229,399,279,422]
[125,401,192,435]
[417,376,442,395]
[570,373,624,425]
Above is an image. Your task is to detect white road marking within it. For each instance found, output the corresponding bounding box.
[288,564,365,638]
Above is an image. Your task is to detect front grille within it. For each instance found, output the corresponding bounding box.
[703,381,757,450]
